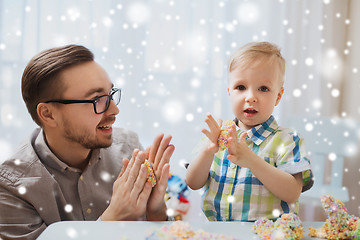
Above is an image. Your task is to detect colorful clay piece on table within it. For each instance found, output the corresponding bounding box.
[252,213,304,240]
[308,195,360,239]
[145,221,239,240]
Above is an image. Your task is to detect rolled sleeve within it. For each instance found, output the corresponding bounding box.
[275,131,313,192]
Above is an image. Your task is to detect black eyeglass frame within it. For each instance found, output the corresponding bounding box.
[45,88,121,114]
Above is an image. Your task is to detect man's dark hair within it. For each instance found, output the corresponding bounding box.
[21,44,94,126]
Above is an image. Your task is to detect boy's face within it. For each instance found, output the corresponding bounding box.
[53,61,120,149]
[227,62,284,130]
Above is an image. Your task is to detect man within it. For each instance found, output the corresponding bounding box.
[0,45,175,239]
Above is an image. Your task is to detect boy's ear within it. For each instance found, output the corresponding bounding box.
[37,103,58,127]
[275,87,284,106]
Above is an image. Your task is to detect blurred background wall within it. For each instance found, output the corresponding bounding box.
[0,0,359,221]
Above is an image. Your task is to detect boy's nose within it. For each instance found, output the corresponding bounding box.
[245,91,257,103]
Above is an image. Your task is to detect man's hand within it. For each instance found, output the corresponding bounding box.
[145,134,175,220]
[101,150,152,221]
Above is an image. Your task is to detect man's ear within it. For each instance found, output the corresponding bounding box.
[275,87,284,106]
[37,103,58,127]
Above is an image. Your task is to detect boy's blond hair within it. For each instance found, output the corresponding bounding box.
[228,42,286,83]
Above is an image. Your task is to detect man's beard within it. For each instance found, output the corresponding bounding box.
[63,120,113,149]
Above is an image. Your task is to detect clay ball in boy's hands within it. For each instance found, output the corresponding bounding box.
[218,120,236,150]
[144,160,157,187]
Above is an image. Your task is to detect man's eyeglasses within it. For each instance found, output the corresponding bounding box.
[45,88,121,114]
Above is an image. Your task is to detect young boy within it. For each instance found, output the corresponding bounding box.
[185,42,313,221]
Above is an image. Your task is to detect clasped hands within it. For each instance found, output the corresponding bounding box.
[202,114,252,168]
[101,134,175,221]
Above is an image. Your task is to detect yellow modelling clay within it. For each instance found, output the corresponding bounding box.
[144,160,156,187]
[218,120,236,150]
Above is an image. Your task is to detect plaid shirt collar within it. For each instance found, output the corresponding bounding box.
[236,115,279,146]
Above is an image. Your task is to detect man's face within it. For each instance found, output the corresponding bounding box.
[54,61,119,149]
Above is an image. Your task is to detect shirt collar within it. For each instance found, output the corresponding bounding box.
[34,129,100,172]
[237,115,279,146]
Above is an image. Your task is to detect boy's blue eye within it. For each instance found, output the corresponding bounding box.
[259,86,269,92]
[236,85,246,90]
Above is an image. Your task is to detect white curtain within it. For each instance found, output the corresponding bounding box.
[0,0,359,219]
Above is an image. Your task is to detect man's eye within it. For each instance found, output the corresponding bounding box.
[90,96,100,102]
[236,85,246,90]
[259,86,269,92]
[91,95,105,103]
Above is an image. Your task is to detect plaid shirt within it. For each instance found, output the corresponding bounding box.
[201,115,313,221]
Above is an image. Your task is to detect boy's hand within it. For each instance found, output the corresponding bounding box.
[201,114,222,154]
[227,124,252,168]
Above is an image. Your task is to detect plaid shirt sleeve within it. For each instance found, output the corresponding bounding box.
[273,127,313,192]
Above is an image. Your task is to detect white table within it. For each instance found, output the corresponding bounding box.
[37,221,325,239]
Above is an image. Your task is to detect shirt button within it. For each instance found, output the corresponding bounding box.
[230,164,236,169]
[86,208,92,214]
[80,176,84,181]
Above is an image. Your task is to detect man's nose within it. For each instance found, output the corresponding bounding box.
[106,98,120,116]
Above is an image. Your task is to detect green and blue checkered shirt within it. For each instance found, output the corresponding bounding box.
[200,115,313,221]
